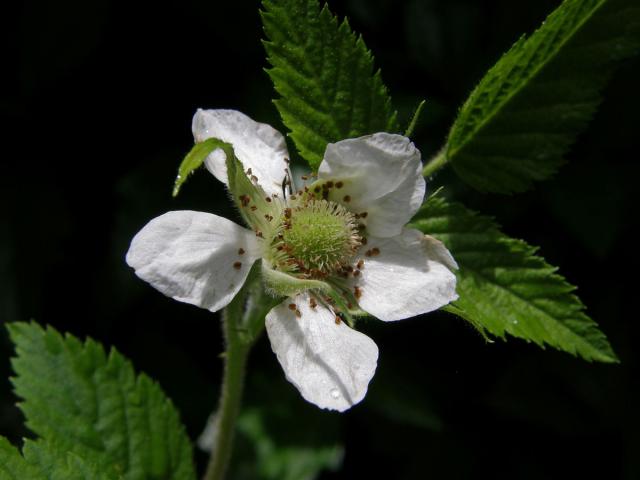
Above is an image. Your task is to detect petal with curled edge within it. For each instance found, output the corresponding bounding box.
[355,228,458,321]
[318,133,425,238]
[126,210,261,312]
[192,109,291,196]
[265,293,379,412]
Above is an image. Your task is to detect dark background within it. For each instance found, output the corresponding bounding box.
[2,0,639,478]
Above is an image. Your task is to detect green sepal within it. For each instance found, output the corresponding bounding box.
[223,140,278,234]
[234,262,282,346]
[173,139,277,235]
[404,99,426,138]
[173,137,222,197]
[262,260,330,297]
[323,288,357,328]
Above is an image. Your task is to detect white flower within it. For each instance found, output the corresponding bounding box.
[126,109,458,412]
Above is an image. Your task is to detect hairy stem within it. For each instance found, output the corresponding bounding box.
[422,147,448,177]
[202,267,278,480]
[203,296,250,480]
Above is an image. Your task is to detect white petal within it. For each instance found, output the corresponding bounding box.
[424,234,459,271]
[265,294,379,412]
[192,109,291,195]
[126,211,261,312]
[355,228,458,321]
[318,133,425,237]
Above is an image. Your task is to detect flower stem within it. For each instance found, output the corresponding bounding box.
[422,147,448,178]
[203,297,250,480]
[202,267,278,480]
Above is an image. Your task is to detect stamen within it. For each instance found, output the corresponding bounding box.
[233,261,242,270]
[365,248,380,257]
[238,248,245,255]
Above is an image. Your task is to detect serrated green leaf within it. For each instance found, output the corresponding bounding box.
[445,0,640,193]
[410,197,617,363]
[262,0,398,169]
[0,437,44,480]
[22,440,118,480]
[0,437,112,480]
[8,322,196,480]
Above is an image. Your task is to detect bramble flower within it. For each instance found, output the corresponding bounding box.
[126,109,458,411]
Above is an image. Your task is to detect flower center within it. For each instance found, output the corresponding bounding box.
[272,198,361,278]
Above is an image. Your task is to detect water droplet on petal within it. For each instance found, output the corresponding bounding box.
[330,388,340,399]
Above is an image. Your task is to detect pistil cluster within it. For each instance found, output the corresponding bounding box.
[233,177,376,321]
[270,196,361,278]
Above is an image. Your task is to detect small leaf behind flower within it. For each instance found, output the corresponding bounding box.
[445,0,640,193]
[8,322,197,480]
[411,197,618,363]
[262,0,398,169]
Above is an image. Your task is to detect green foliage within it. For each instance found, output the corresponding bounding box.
[0,437,43,480]
[22,441,116,480]
[445,0,640,193]
[7,322,196,480]
[411,197,617,363]
[0,438,113,480]
[173,137,222,197]
[261,0,398,169]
